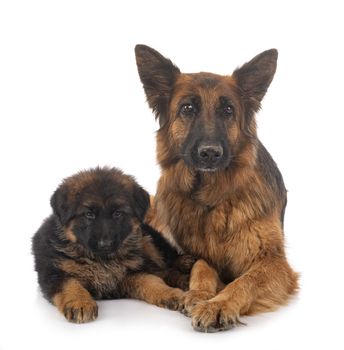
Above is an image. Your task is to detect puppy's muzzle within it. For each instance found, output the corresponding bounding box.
[97,239,113,249]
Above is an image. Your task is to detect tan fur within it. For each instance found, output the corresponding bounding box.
[64,221,77,243]
[189,259,224,293]
[52,278,98,323]
[121,273,185,311]
[181,259,225,316]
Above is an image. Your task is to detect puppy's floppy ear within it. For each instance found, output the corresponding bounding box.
[131,183,150,221]
[233,49,278,113]
[135,44,180,128]
[50,184,75,226]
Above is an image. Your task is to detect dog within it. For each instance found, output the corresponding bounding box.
[32,167,194,323]
[135,45,299,332]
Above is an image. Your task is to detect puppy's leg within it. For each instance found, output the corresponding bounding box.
[52,278,98,323]
[181,259,223,316]
[164,254,196,291]
[122,273,185,311]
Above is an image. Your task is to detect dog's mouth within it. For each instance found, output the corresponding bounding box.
[196,166,219,172]
[185,157,232,173]
[182,155,228,172]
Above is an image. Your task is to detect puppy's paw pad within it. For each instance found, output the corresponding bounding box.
[159,290,185,311]
[63,299,98,323]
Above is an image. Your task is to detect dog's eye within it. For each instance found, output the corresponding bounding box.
[223,105,234,117]
[85,211,96,220]
[180,103,196,116]
[112,210,123,220]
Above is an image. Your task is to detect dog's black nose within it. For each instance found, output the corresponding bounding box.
[198,144,223,165]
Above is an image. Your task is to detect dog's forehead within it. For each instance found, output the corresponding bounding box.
[173,72,236,99]
[193,74,220,89]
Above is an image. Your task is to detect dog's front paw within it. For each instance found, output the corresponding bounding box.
[191,300,241,333]
[63,299,98,323]
[180,290,215,316]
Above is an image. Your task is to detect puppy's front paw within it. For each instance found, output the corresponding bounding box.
[174,255,197,274]
[180,290,215,316]
[191,300,241,333]
[63,299,98,323]
[158,289,185,311]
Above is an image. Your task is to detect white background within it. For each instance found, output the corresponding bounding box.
[1,1,343,349]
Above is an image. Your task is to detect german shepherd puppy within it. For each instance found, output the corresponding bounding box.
[135,45,299,332]
[32,167,193,323]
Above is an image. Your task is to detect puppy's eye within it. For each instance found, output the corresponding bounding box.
[85,211,96,220]
[112,210,123,220]
[180,103,197,116]
[223,105,234,117]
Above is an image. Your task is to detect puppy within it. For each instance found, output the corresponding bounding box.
[32,167,194,323]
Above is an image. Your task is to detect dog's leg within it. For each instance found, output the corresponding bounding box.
[52,278,98,323]
[191,256,298,332]
[181,259,224,316]
[122,273,185,311]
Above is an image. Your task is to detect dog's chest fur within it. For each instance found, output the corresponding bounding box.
[154,189,263,280]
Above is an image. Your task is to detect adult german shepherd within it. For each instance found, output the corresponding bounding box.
[135,45,299,332]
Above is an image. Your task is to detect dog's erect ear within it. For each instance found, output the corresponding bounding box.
[50,185,75,226]
[131,183,150,221]
[233,49,278,113]
[135,44,180,127]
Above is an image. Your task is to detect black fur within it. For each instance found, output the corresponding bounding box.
[32,217,67,299]
[141,223,179,265]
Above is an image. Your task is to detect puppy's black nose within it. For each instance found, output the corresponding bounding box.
[198,144,223,165]
[97,239,113,249]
